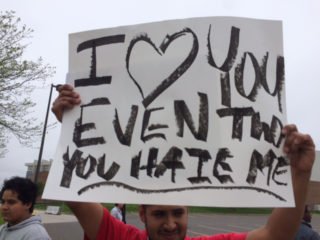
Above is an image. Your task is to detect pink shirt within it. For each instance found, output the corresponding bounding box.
[84,208,247,240]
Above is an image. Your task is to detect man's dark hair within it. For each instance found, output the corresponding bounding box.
[0,177,38,213]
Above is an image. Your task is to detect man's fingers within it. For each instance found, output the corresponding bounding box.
[56,84,81,105]
[58,99,75,109]
[282,124,297,136]
[282,124,298,154]
[59,89,79,99]
[56,84,73,92]
[54,97,78,109]
[284,131,315,154]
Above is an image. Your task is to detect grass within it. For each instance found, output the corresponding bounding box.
[35,202,73,214]
[188,207,273,214]
[36,203,320,217]
[33,202,275,215]
[102,204,274,214]
[0,204,286,226]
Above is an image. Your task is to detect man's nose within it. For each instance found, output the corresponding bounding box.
[1,203,8,210]
[164,216,177,230]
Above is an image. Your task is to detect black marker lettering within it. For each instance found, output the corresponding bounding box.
[75,35,125,87]
[130,151,142,179]
[220,72,232,107]
[97,154,120,181]
[185,148,212,184]
[213,148,234,184]
[113,105,139,146]
[272,156,289,186]
[141,107,168,142]
[76,155,97,179]
[73,99,108,147]
[251,113,284,147]
[207,26,240,72]
[154,147,185,183]
[234,52,265,101]
[216,107,255,141]
[60,147,82,188]
[174,92,208,141]
[246,149,277,185]
[140,148,158,177]
[207,26,239,108]
[262,56,285,112]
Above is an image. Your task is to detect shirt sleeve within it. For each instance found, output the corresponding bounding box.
[84,207,144,240]
[218,233,247,240]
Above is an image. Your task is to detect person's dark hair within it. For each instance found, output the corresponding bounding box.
[303,205,312,223]
[0,177,38,213]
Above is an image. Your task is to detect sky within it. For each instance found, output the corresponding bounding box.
[1,0,319,185]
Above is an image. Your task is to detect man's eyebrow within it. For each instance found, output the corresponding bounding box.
[152,209,165,213]
[172,208,185,213]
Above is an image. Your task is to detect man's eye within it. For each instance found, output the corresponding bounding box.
[153,211,165,218]
[6,200,16,205]
[173,209,185,217]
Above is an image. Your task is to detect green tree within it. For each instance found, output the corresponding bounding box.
[0,11,55,157]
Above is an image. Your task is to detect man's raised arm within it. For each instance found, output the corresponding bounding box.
[247,124,315,240]
[52,84,316,240]
[52,84,103,240]
[67,201,104,240]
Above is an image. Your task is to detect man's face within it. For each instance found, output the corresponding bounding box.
[139,205,188,240]
[0,190,31,225]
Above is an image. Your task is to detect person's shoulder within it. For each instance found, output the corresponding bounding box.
[25,225,51,239]
[311,230,320,240]
[21,216,50,239]
[6,223,50,240]
[110,206,117,212]
[0,223,6,231]
[296,224,320,240]
[22,230,51,240]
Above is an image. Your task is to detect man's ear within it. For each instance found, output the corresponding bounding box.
[139,205,146,223]
[24,202,32,213]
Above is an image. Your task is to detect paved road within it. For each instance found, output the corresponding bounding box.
[44,222,83,240]
[40,212,83,240]
[40,211,320,240]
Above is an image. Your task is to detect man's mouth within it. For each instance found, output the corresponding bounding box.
[159,231,179,239]
[1,212,9,218]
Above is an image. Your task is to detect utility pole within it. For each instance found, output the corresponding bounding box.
[34,84,58,183]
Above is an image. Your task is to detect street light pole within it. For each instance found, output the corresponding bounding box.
[34,84,58,184]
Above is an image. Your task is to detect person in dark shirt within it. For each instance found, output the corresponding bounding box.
[295,205,320,240]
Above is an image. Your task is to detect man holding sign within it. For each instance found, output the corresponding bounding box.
[52,84,315,240]
[45,16,299,207]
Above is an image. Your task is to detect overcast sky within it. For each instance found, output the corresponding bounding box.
[1,0,319,185]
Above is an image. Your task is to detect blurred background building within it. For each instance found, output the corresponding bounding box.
[25,159,52,184]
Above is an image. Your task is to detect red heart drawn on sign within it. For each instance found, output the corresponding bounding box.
[126,28,199,108]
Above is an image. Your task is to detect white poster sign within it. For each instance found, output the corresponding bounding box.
[43,16,292,207]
